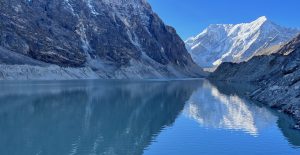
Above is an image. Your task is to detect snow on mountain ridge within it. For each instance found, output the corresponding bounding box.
[186,16,300,69]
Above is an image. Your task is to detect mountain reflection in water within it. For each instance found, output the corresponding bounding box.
[0,80,198,155]
[0,79,299,155]
[184,81,277,136]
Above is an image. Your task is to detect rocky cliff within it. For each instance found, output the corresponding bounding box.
[0,0,203,79]
[210,34,300,128]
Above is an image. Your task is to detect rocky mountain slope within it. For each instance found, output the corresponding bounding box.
[185,16,299,69]
[0,0,203,80]
[210,34,300,129]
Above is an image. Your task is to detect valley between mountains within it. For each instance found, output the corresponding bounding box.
[0,0,300,129]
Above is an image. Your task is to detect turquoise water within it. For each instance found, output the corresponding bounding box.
[0,79,299,155]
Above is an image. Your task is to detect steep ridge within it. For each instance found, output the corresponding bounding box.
[185,16,299,69]
[210,34,300,128]
[0,0,203,79]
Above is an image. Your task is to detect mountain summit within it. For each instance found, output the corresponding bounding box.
[185,16,299,69]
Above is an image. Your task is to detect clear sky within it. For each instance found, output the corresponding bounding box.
[148,0,300,40]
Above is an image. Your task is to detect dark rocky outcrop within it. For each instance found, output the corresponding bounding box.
[0,0,203,79]
[210,34,300,128]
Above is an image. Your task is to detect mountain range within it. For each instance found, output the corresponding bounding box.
[0,0,203,80]
[185,16,299,69]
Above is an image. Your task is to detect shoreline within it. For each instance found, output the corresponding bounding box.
[209,79,300,130]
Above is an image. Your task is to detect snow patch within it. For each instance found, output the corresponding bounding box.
[85,0,99,15]
[64,0,75,15]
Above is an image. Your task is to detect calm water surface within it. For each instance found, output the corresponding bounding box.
[0,79,299,155]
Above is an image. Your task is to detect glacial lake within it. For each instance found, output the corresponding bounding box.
[0,79,300,155]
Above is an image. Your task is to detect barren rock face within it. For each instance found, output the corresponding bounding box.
[0,0,203,78]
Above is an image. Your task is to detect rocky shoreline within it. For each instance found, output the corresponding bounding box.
[210,34,300,130]
[248,83,300,130]
[212,80,300,130]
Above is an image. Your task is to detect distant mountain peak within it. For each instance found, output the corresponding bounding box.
[185,16,300,69]
[254,16,268,23]
[249,16,273,28]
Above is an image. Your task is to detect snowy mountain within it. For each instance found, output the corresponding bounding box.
[185,16,299,69]
[0,0,203,80]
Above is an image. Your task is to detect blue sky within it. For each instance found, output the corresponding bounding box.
[148,0,300,40]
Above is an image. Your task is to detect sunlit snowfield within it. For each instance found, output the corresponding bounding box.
[0,79,299,155]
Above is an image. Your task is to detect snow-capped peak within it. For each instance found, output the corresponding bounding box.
[253,16,268,24]
[185,16,300,69]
